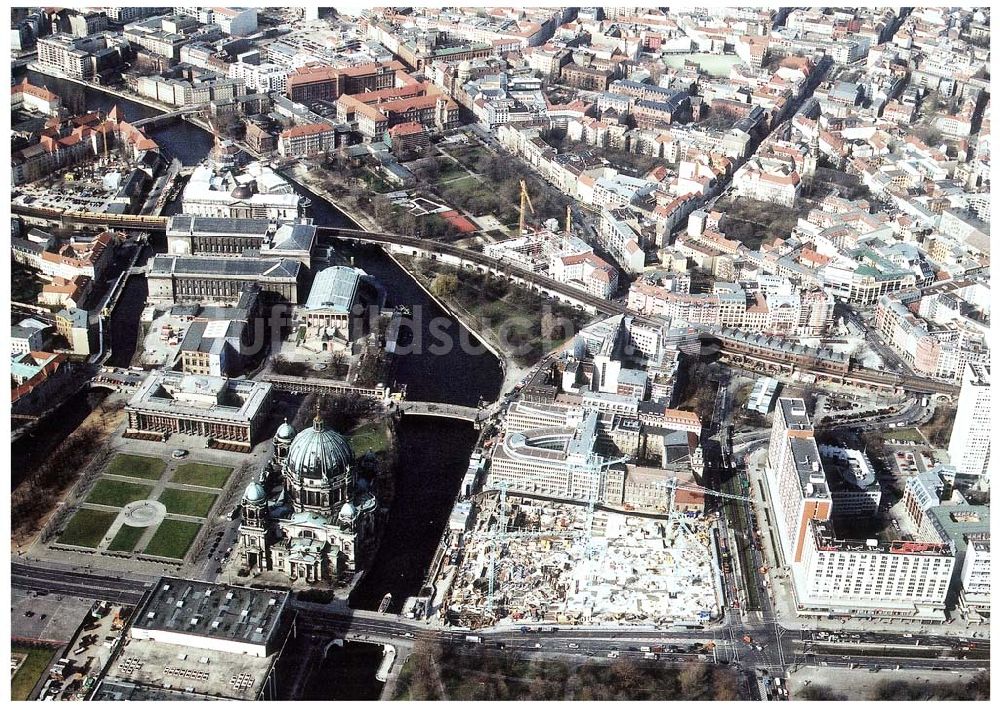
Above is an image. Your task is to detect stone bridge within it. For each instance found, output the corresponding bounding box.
[397,400,485,422]
[132,104,207,129]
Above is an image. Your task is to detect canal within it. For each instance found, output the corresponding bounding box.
[12,73,504,698]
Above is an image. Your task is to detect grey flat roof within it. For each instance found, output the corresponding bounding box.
[128,371,271,423]
[179,318,244,354]
[150,255,301,280]
[778,397,812,430]
[268,223,316,252]
[167,215,272,236]
[790,436,829,499]
[134,577,289,646]
[925,505,990,555]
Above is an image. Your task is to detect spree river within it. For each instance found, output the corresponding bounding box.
[13,72,504,697]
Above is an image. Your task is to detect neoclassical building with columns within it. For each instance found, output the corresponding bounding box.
[238,412,378,583]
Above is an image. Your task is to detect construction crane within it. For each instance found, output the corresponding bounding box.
[518,179,535,235]
[660,477,753,517]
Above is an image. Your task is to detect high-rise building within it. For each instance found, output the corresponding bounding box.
[948,363,991,487]
[765,397,954,619]
[767,398,832,565]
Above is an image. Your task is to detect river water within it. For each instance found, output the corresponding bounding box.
[12,72,504,698]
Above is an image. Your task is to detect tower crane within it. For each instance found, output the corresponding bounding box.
[518,179,535,235]
[660,476,753,517]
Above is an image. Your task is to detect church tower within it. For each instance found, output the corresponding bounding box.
[239,483,270,571]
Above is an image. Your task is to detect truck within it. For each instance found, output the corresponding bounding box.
[465,635,483,644]
[643,652,659,660]
[639,646,652,653]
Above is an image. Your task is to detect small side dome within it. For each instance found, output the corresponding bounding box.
[275,418,296,442]
[231,180,256,199]
[244,482,267,504]
[338,501,357,520]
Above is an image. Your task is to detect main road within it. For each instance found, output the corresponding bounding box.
[13,556,989,683]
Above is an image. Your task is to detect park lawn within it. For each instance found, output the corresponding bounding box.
[436,157,468,180]
[350,421,390,455]
[105,453,167,480]
[448,145,489,171]
[143,519,202,559]
[107,524,145,552]
[157,488,217,518]
[58,508,118,548]
[12,644,58,701]
[171,462,233,489]
[86,479,154,507]
[886,427,925,443]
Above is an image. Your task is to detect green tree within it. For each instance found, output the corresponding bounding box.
[430,274,459,297]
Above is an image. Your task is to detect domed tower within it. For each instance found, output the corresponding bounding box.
[239,482,270,570]
[283,411,354,515]
[338,501,357,532]
[273,418,295,464]
[457,59,473,85]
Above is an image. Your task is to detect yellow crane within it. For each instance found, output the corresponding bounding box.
[518,179,535,235]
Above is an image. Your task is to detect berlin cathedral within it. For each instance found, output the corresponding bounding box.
[238,411,379,584]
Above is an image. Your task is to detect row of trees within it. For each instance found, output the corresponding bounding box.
[13,418,108,538]
[798,672,989,701]
[538,128,666,176]
[419,260,589,367]
[272,353,348,380]
[291,392,382,435]
[437,151,573,227]
[716,196,803,250]
[396,642,742,701]
[371,196,460,240]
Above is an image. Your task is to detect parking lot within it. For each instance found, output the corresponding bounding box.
[11,588,95,643]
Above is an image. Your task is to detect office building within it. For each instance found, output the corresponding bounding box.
[36,32,129,79]
[948,363,991,486]
[278,123,336,157]
[959,538,990,616]
[766,397,953,618]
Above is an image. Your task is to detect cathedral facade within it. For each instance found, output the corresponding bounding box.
[238,412,378,583]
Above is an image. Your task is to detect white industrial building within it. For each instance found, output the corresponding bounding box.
[747,377,779,414]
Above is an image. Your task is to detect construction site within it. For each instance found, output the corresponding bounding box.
[437,492,725,630]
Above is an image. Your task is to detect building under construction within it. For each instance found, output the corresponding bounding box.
[438,495,724,629]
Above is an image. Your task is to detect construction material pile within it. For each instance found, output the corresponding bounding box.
[442,496,722,628]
